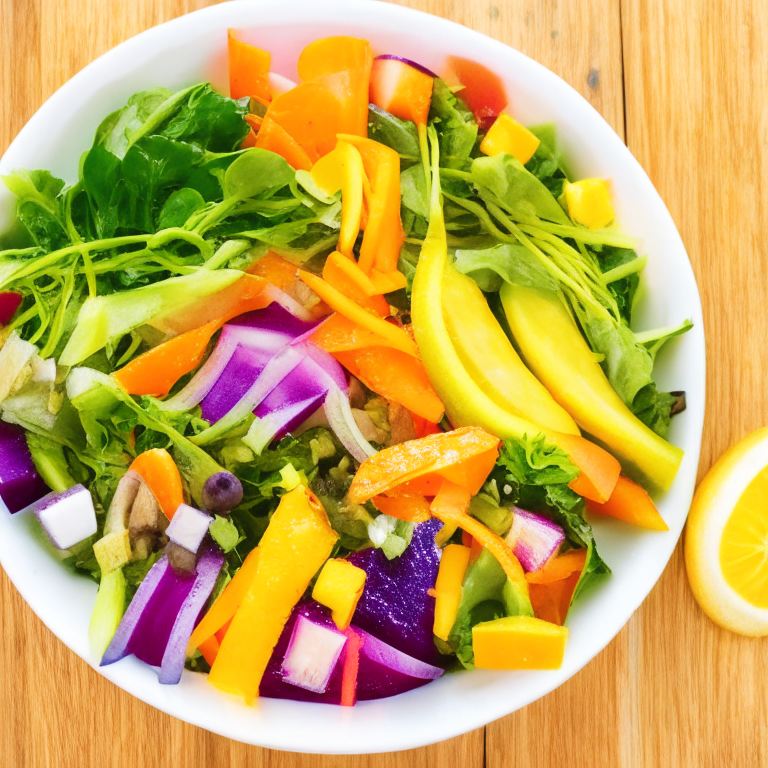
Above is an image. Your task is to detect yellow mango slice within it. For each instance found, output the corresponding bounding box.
[563,179,615,230]
[472,615,568,670]
[312,558,367,630]
[208,487,337,703]
[480,114,541,164]
[432,544,471,641]
[500,283,683,493]
[442,265,579,435]
[310,140,366,257]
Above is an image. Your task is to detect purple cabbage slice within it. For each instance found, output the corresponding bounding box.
[0,421,49,514]
[349,517,443,665]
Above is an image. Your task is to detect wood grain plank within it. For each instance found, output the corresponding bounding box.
[622,2,768,766]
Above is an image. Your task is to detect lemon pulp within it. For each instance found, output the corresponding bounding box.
[719,465,768,608]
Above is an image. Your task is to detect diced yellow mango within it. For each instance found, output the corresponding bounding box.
[472,615,568,670]
[432,543,471,641]
[563,178,615,230]
[480,114,541,164]
[93,529,132,573]
[208,486,337,703]
[312,557,367,630]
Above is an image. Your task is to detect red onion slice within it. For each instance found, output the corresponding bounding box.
[505,507,566,572]
[158,543,224,684]
[0,421,49,514]
[281,614,348,694]
[323,385,377,463]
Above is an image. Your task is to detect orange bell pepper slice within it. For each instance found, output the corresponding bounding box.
[347,426,499,503]
[263,73,367,162]
[334,346,445,423]
[321,255,389,317]
[198,635,220,666]
[525,549,587,626]
[585,474,669,531]
[371,494,431,522]
[255,117,313,171]
[311,143,366,258]
[411,414,442,439]
[552,432,621,504]
[430,479,529,596]
[112,319,221,398]
[208,487,337,703]
[188,547,261,655]
[299,271,416,356]
[129,449,184,520]
[369,268,407,294]
[297,36,372,139]
[247,251,298,290]
[241,129,258,149]
[297,36,373,81]
[526,548,588,585]
[228,31,271,102]
[370,57,434,126]
[311,313,391,351]
[338,135,404,274]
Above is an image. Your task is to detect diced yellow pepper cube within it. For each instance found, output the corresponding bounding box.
[472,615,568,670]
[432,544,471,641]
[93,529,132,573]
[480,114,541,164]
[312,558,367,630]
[563,178,615,230]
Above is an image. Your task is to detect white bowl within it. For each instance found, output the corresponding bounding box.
[0,0,705,755]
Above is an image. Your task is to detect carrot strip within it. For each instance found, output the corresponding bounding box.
[371,494,431,522]
[337,135,404,274]
[241,129,258,149]
[334,346,445,423]
[369,268,407,294]
[348,426,499,503]
[244,113,263,132]
[586,474,669,531]
[552,432,621,504]
[299,271,416,355]
[340,627,364,707]
[113,319,221,397]
[321,257,390,317]
[311,314,392,351]
[411,414,442,439]
[198,635,220,666]
[430,480,529,595]
[228,31,271,102]
[129,449,184,520]
[255,117,313,170]
[297,36,373,82]
[187,547,261,654]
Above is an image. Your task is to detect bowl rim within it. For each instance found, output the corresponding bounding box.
[0,0,706,754]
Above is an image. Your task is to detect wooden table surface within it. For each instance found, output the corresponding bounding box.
[2,0,767,765]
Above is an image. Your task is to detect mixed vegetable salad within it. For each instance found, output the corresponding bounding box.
[0,32,692,705]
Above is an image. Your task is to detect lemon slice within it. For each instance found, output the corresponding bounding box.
[685,427,768,635]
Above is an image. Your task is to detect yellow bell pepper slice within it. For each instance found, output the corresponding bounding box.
[187,547,261,655]
[432,544,471,641]
[472,615,568,670]
[310,141,366,257]
[480,114,540,164]
[312,558,367,630]
[563,178,615,230]
[208,487,337,703]
[299,270,418,357]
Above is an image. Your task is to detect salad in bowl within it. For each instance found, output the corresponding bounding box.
[0,29,693,713]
